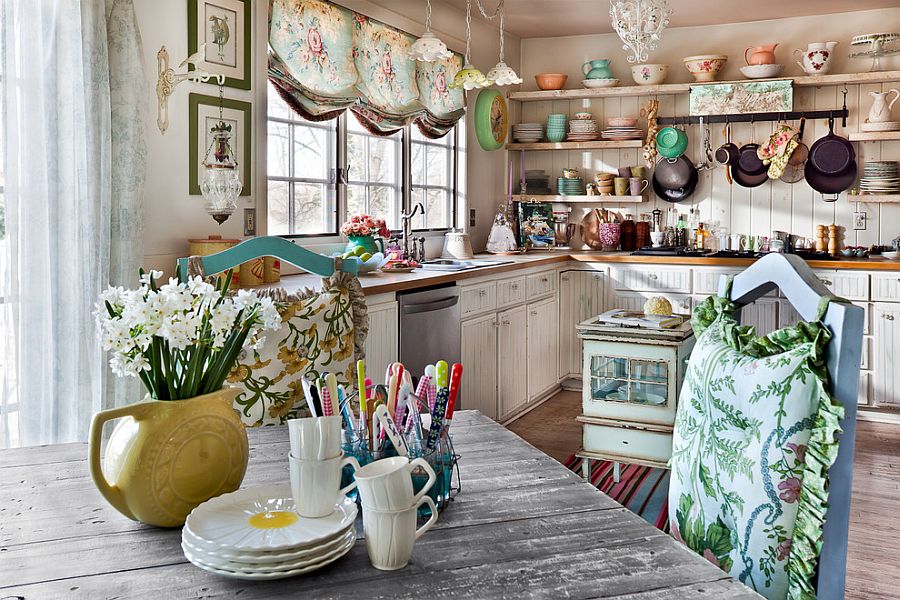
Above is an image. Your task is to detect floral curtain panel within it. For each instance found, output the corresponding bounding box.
[268,0,465,138]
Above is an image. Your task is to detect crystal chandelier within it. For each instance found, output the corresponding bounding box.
[485,2,522,86]
[200,84,242,224]
[409,0,453,61]
[449,0,493,90]
[609,0,672,64]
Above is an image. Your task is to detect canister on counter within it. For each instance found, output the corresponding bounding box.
[635,221,650,250]
[240,257,265,287]
[620,218,636,251]
[188,235,240,287]
[264,256,281,283]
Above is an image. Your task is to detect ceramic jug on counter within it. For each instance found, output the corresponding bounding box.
[582,59,613,79]
[744,44,778,65]
[868,89,900,123]
[794,41,838,74]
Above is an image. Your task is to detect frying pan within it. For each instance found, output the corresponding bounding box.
[780,117,809,184]
[653,165,699,202]
[807,117,855,175]
[737,143,767,176]
[805,159,856,201]
[653,156,694,189]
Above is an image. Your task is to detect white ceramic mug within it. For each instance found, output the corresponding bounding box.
[289,453,360,518]
[287,415,343,461]
[355,456,436,512]
[363,495,438,571]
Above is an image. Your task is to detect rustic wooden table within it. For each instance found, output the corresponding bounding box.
[0,411,760,599]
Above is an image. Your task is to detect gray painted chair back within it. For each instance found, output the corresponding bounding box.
[718,253,864,600]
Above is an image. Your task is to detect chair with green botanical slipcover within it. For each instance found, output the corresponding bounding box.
[668,253,863,600]
[178,236,368,426]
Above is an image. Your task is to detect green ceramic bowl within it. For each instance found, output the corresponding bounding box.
[656,126,689,159]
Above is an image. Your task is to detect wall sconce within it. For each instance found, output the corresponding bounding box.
[156,45,225,134]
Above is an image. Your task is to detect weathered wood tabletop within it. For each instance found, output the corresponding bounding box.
[0,411,760,599]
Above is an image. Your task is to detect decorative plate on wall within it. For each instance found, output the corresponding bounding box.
[474,89,508,151]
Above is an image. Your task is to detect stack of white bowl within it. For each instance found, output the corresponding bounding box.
[181,484,357,580]
[512,123,543,143]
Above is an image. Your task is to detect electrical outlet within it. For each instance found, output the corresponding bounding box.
[853,211,866,231]
[244,208,256,236]
[469,208,476,227]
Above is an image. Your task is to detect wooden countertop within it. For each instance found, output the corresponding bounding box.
[269,252,900,297]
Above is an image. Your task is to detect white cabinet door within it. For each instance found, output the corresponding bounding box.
[364,301,399,383]
[527,296,560,402]
[873,303,900,406]
[498,306,528,419]
[558,270,605,380]
[460,313,498,419]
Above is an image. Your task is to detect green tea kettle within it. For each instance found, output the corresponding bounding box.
[582,59,613,80]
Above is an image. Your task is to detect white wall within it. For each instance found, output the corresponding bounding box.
[518,9,900,247]
[134,0,520,275]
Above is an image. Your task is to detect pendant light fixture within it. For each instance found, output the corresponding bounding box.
[199,83,242,224]
[484,1,521,85]
[449,0,493,90]
[609,0,672,63]
[409,0,453,62]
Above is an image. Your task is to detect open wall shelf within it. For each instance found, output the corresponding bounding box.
[516,194,646,204]
[507,140,643,151]
[508,70,900,103]
[848,131,900,142]
[851,194,900,203]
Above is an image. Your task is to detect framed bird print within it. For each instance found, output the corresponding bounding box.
[188,0,252,90]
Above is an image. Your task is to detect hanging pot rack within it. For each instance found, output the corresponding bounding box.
[657,108,849,128]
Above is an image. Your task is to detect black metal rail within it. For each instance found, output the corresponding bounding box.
[656,108,849,127]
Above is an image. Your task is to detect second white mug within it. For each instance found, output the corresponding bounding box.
[355,456,436,512]
[289,453,360,518]
[363,495,438,571]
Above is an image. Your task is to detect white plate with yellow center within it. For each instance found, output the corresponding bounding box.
[182,524,356,565]
[184,485,358,553]
[184,533,356,580]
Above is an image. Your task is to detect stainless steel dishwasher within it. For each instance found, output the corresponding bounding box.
[398,283,460,379]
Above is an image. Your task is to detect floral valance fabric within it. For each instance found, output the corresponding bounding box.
[268,0,465,138]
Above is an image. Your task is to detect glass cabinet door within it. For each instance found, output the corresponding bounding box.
[589,354,668,405]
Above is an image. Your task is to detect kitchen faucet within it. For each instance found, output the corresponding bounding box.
[400,203,425,262]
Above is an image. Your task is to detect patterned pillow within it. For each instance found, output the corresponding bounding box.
[669,288,844,600]
[226,280,364,426]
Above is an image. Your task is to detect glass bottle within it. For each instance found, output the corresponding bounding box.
[695,222,707,250]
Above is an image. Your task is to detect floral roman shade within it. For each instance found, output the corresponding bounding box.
[268,0,465,138]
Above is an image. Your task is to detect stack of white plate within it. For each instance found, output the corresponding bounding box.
[567,118,599,141]
[181,485,357,580]
[513,123,544,142]
[860,161,900,194]
[601,127,644,141]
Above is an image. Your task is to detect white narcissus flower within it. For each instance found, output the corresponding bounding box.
[139,270,164,287]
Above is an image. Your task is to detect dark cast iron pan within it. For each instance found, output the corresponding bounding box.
[805,159,857,201]
[653,164,699,202]
[807,117,855,176]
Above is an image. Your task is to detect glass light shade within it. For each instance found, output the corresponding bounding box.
[200,166,242,224]
[486,61,522,86]
[610,0,672,64]
[409,31,453,62]
[448,63,493,90]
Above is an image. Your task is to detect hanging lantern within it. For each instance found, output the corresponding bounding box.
[410,0,452,61]
[200,86,242,225]
[449,0,493,90]
[485,6,521,86]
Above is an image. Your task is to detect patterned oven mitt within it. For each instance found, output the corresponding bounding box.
[757,124,799,180]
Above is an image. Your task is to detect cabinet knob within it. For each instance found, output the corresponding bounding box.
[648,274,658,280]
[821,279,832,286]
[541,277,548,283]
[479,289,486,297]
[502,319,510,325]
[511,283,519,289]
[885,314,895,321]
[560,276,568,282]
[530,310,538,316]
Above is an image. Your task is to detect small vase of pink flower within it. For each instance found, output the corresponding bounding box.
[341,214,390,255]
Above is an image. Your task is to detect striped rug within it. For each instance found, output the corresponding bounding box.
[564,455,670,532]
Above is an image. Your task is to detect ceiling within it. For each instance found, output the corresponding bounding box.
[440,0,899,38]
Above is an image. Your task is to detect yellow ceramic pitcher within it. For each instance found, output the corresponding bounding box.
[89,387,248,528]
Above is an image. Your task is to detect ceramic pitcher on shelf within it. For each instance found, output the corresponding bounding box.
[582,59,613,79]
[744,43,779,65]
[868,89,900,123]
[794,41,838,74]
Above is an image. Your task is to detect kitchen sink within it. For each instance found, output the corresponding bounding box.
[418,258,515,271]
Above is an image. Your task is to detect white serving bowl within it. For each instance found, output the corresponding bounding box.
[582,78,619,88]
[882,250,900,260]
[683,54,728,82]
[739,64,785,79]
[631,64,668,86]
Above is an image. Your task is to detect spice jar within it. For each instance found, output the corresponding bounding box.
[620,218,637,251]
[635,221,651,249]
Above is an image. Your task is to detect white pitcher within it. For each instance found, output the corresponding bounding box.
[793,41,838,74]
[868,89,900,123]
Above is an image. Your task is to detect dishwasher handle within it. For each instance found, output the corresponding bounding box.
[401,296,459,315]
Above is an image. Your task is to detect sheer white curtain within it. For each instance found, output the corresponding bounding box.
[0,0,146,448]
